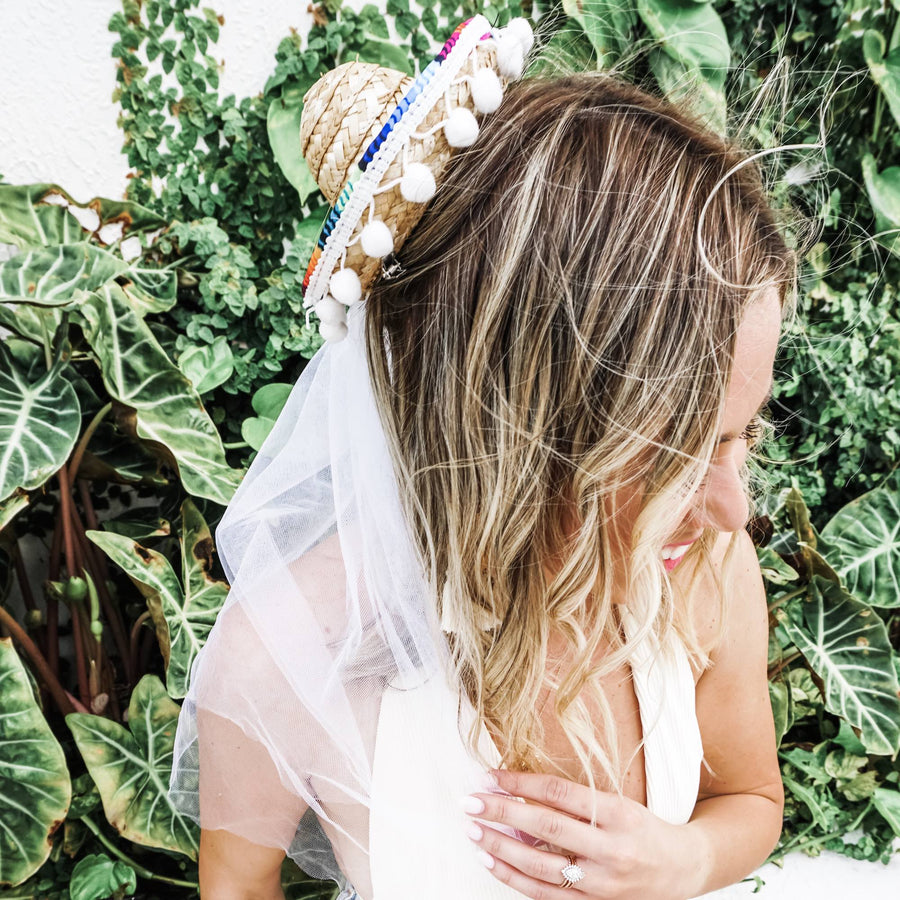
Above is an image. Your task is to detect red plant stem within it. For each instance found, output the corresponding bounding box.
[13,545,37,612]
[69,603,91,709]
[56,467,78,578]
[68,499,133,685]
[0,604,75,716]
[76,479,109,579]
[129,610,151,674]
[46,517,63,678]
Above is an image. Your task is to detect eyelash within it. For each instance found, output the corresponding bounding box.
[740,415,765,448]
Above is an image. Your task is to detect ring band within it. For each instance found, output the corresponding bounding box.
[559,855,585,889]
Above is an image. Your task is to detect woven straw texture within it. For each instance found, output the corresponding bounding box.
[300,44,498,293]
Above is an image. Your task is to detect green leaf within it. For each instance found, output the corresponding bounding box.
[863,29,900,128]
[0,490,29,534]
[861,153,900,256]
[637,0,730,73]
[0,185,165,250]
[75,284,242,505]
[241,382,293,451]
[88,500,228,699]
[562,0,634,67]
[0,245,129,306]
[647,47,726,132]
[819,471,900,608]
[69,854,136,900]
[873,786,900,837]
[768,680,791,746]
[354,38,415,73]
[267,85,321,204]
[177,336,235,393]
[0,340,80,503]
[0,638,71,886]
[780,772,833,830]
[775,577,900,756]
[66,676,199,859]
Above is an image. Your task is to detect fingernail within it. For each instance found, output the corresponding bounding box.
[483,770,499,790]
[467,822,483,841]
[477,850,495,870]
[462,795,485,814]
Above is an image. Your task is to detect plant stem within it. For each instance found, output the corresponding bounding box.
[68,403,113,479]
[771,800,876,863]
[0,603,75,715]
[767,586,806,613]
[223,440,249,449]
[129,610,151,671]
[768,651,803,680]
[80,815,199,889]
[47,515,63,678]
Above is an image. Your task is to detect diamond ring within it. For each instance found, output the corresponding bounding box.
[559,855,585,889]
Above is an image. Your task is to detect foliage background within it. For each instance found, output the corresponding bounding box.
[0,0,899,898]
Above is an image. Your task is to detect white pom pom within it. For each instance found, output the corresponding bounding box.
[444,107,480,148]
[315,295,347,325]
[470,68,503,114]
[495,34,525,80]
[505,17,534,54]
[319,319,349,343]
[360,219,394,258]
[400,163,437,203]
[329,268,363,305]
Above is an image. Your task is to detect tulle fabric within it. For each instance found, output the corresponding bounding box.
[168,306,447,887]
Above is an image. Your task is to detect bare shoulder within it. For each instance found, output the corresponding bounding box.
[682,528,765,662]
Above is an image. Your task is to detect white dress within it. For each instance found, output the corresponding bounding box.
[359,608,704,900]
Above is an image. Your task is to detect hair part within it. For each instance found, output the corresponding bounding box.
[366,72,795,794]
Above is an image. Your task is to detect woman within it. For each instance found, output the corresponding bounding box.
[172,16,793,900]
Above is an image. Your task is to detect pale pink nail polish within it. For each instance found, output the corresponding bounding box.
[477,850,495,870]
[462,795,485,814]
[467,822,483,841]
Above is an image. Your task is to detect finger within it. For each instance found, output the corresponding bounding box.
[467,821,575,887]
[490,770,621,824]
[475,846,582,900]
[464,792,599,857]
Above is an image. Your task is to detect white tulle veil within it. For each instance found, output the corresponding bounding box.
[169,306,448,886]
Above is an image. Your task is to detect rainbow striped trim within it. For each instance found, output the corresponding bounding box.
[301,17,490,304]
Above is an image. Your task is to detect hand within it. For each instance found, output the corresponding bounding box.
[462,769,701,900]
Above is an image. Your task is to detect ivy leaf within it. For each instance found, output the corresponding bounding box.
[861,154,900,256]
[177,335,235,394]
[66,676,199,859]
[0,638,71,886]
[354,38,415,73]
[241,383,293,451]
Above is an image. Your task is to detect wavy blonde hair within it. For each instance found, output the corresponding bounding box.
[366,74,795,792]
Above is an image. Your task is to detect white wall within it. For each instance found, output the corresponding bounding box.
[0,0,316,201]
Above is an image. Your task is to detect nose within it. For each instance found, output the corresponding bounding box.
[686,448,750,535]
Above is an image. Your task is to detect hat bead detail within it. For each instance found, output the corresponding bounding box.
[505,17,535,54]
[495,33,525,80]
[315,296,348,326]
[318,319,349,343]
[329,268,363,305]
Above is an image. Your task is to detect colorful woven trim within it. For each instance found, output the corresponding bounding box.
[301,18,483,301]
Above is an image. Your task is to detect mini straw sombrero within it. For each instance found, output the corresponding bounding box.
[299,14,534,341]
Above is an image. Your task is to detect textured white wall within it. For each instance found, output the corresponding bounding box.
[0,0,315,202]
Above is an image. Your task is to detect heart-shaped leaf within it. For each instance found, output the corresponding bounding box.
[88,500,229,698]
[241,382,293,451]
[819,471,900,608]
[774,577,900,755]
[863,29,900,129]
[75,284,242,504]
[563,0,635,67]
[177,336,235,394]
[0,638,71,886]
[0,340,80,503]
[637,0,730,74]
[861,153,900,255]
[69,854,136,900]
[66,676,199,859]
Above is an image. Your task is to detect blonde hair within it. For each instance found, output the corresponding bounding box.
[366,74,794,792]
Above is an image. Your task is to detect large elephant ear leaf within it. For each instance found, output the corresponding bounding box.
[76,283,242,504]
[86,530,177,668]
[819,471,900,608]
[774,577,900,755]
[66,675,199,860]
[0,340,80,503]
[0,638,71,886]
[0,244,128,306]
